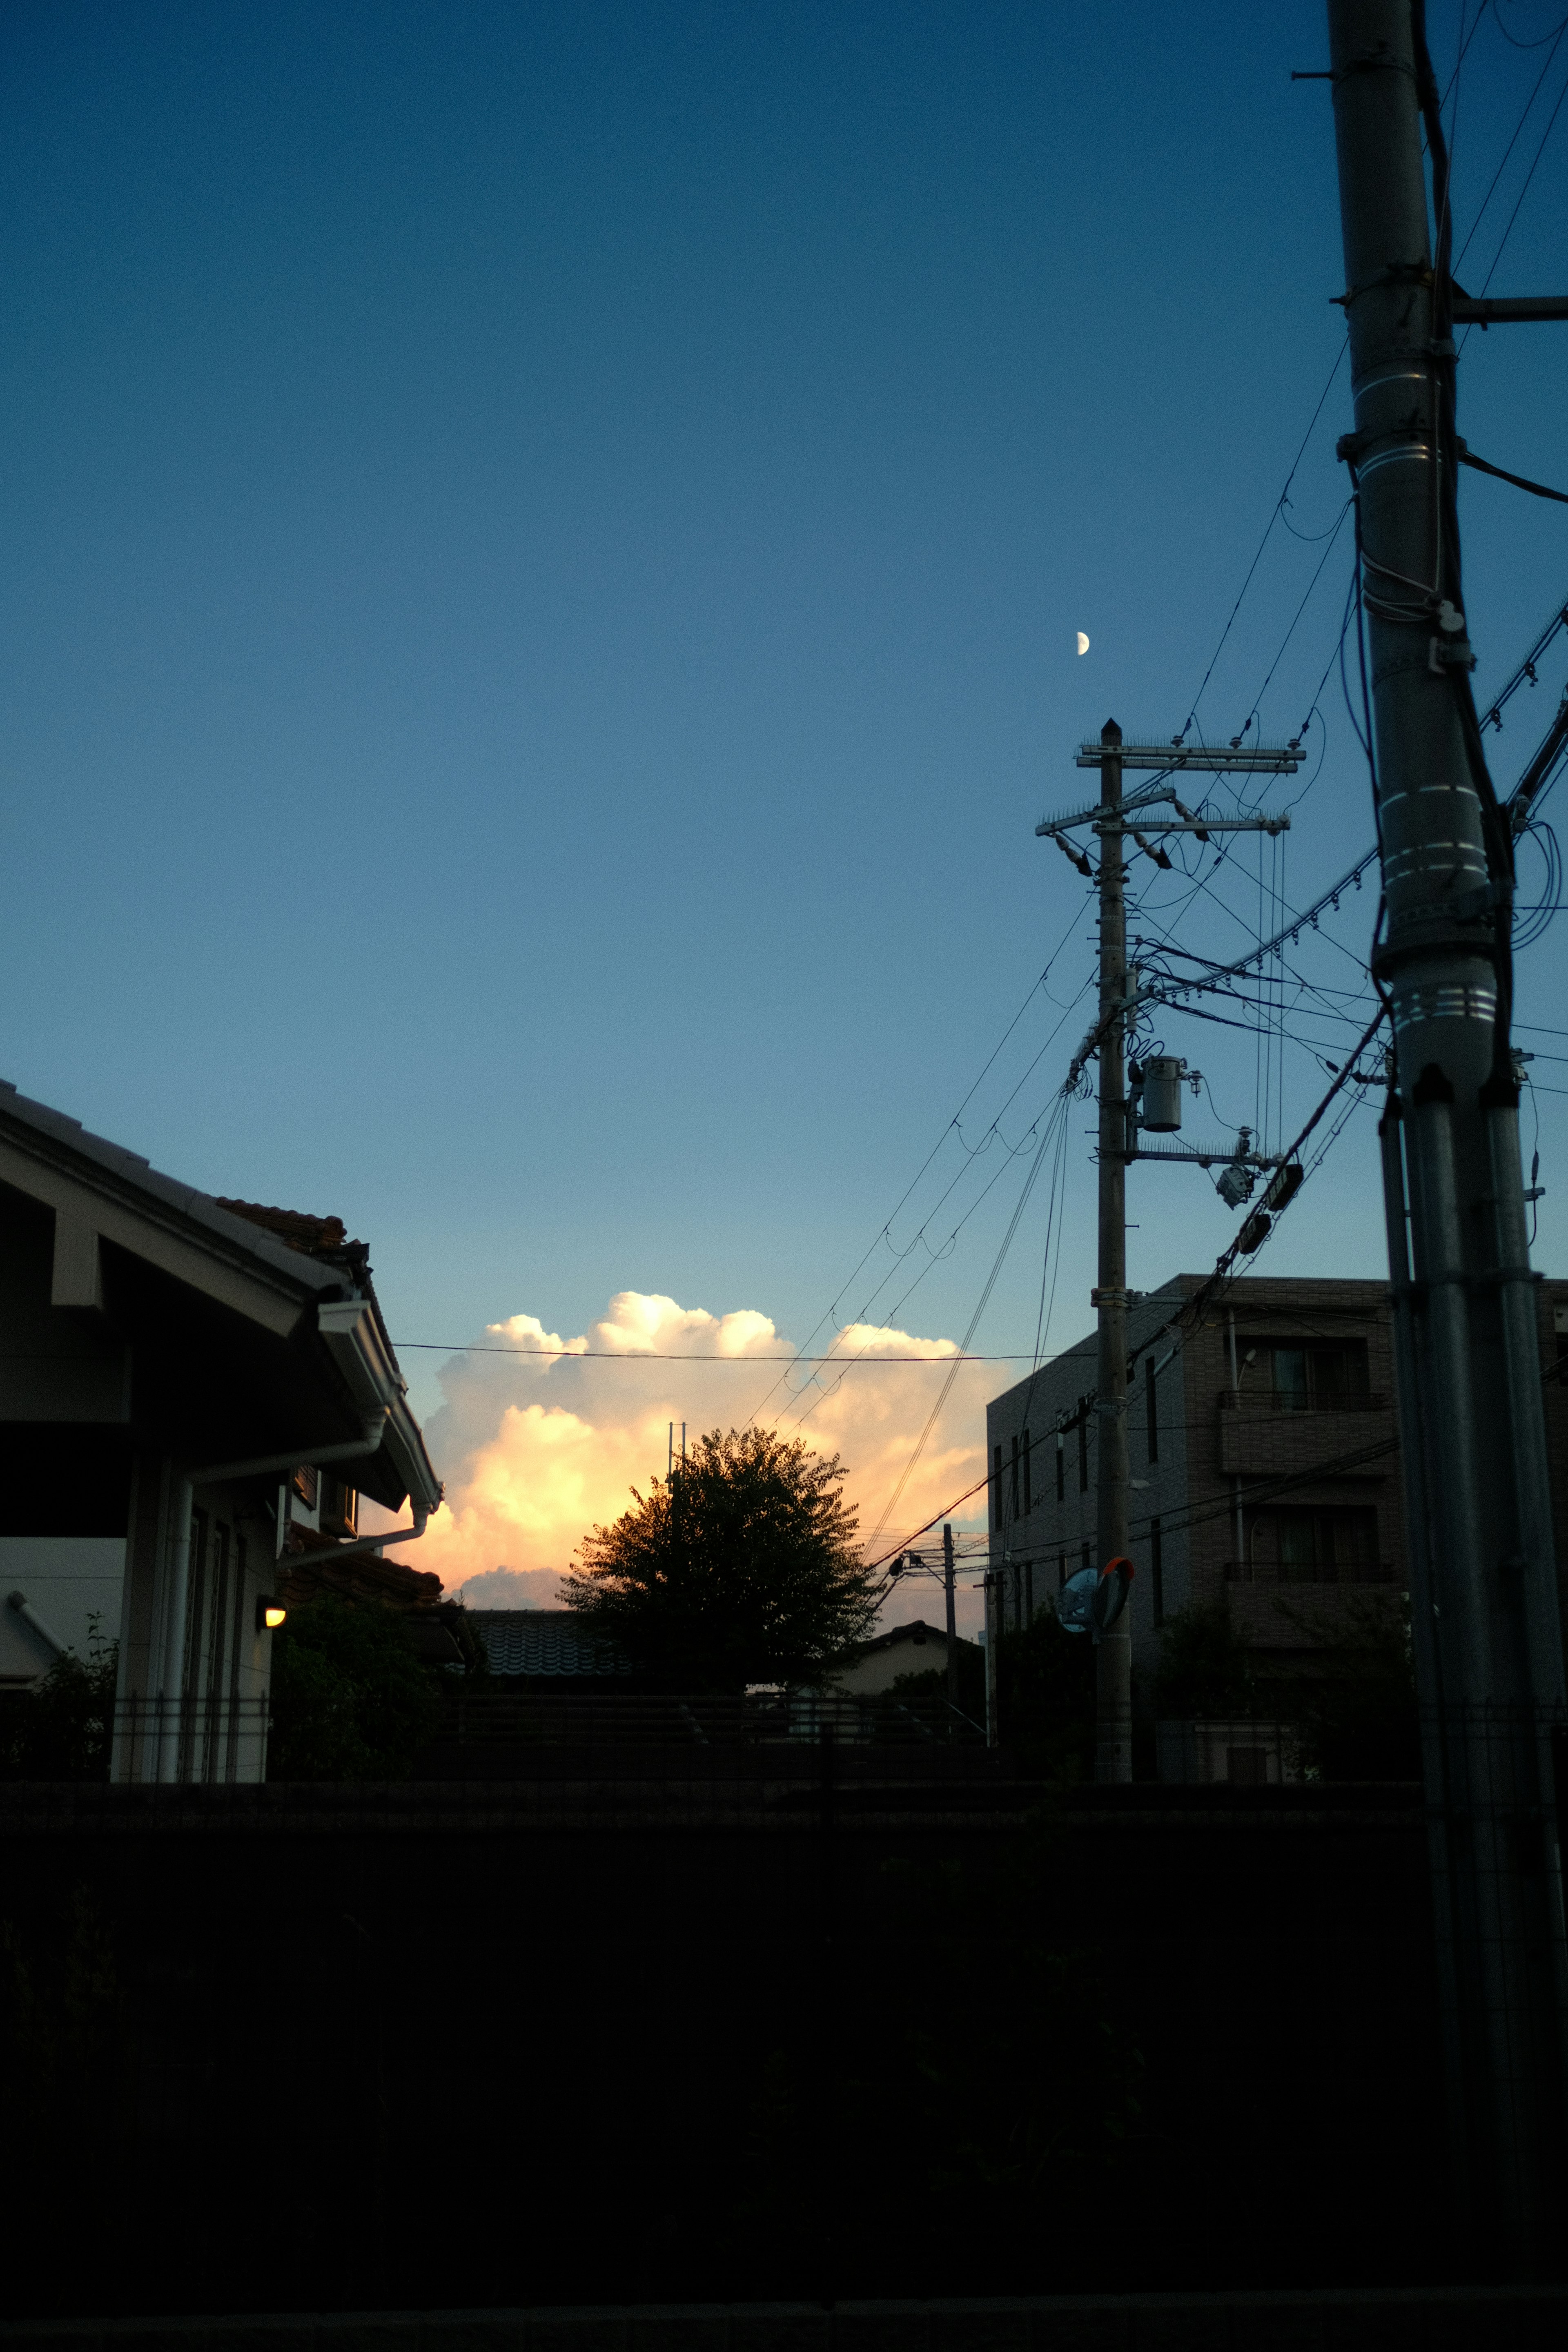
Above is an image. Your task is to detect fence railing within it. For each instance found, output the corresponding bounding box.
[111,1694,272,1784]
[439,1688,986,1748]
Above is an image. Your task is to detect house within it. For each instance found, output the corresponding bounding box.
[984,1271,1568,1743]
[831,1617,967,1697]
[0,1080,442,1780]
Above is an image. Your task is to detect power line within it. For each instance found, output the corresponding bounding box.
[742,905,1094,1427]
[1176,342,1349,742]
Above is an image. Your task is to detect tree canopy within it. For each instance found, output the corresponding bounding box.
[560,1425,878,1690]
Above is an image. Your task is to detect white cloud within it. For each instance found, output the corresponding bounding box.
[410,1289,991,1633]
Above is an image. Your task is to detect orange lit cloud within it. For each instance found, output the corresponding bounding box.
[412,1290,991,1630]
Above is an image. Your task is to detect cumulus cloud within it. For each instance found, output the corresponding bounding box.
[410,1290,991,1633]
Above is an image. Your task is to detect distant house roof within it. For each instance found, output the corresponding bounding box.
[466,1609,631,1679]
[860,1618,969,1656]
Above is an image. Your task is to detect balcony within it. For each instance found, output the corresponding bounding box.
[1215,1390,1394,1480]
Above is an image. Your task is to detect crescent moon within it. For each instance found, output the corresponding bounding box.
[1076,631,1090,656]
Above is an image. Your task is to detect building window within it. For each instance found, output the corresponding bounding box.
[1150,1515,1164,1625]
[1056,1434,1065,1503]
[1078,1410,1089,1493]
[1022,1430,1032,1515]
[1240,1504,1383,1582]
[1244,1340,1370,1411]
[1058,1550,1067,1590]
[1146,1360,1159,1463]
[320,1477,358,1539]
[1010,1434,1020,1522]
[292,1462,319,1509]
[993,1444,1004,1530]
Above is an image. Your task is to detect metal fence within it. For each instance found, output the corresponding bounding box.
[111,1693,272,1784]
[1155,1717,1305,1785]
[439,1688,986,1749]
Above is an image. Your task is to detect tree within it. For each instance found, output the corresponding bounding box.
[1276,1591,1418,1780]
[1150,1595,1256,1720]
[561,1425,878,1690]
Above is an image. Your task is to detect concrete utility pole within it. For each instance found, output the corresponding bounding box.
[1326,0,1568,2260]
[1046,731,1296,1783]
[1093,721,1134,1782]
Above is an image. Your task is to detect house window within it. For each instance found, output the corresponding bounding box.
[1242,1505,1383,1582]
[1146,1360,1159,1463]
[1251,1341,1370,1411]
[1150,1516,1164,1625]
[1022,1430,1032,1515]
[292,1462,320,1509]
[1056,1434,1065,1503]
[1010,1434,1020,1522]
[993,1445,1004,1530]
[1058,1550,1067,1590]
[320,1477,358,1539]
[1078,1410,1089,1494]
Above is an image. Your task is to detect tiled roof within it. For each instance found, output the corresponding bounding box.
[278,1532,443,1613]
[214,1199,356,1256]
[466,1609,631,1679]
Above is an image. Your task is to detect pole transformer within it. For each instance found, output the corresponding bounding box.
[1327,0,1568,2261]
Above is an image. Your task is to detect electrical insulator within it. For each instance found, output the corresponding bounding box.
[1142,1056,1185,1132]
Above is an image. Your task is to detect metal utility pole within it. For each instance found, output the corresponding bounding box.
[1326,0,1568,2260]
[1051,725,1296,1782]
[942,1521,958,1708]
[1093,721,1134,1782]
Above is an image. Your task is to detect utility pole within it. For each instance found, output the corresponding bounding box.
[1093,720,1134,1782]
[942,1521,957,1708]
[1326,0,1568,2261]
[1047,726,1296,1782]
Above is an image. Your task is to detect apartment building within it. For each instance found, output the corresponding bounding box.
[985,1270,1568,1700]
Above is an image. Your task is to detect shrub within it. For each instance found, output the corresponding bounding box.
[268,1599,444,1779]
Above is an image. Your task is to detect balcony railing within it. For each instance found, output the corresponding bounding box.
[1223,1558,1398,1587]
[1217,1389,1388,1413]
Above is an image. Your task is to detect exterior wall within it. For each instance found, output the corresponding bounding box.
[0,1535,126,1684]
[113,1471,280,1784]
[984,1281,1194,1686]
[832,1623,953,1695]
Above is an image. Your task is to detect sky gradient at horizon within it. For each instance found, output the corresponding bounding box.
[4,2,1566,1566]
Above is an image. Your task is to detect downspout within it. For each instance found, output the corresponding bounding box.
[154,1415,389,1783]
[284,1512,431,1573]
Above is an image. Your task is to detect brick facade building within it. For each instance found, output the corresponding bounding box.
[984,1272,1568,1700]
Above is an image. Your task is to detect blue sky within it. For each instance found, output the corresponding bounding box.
[3,2,1565,1515]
